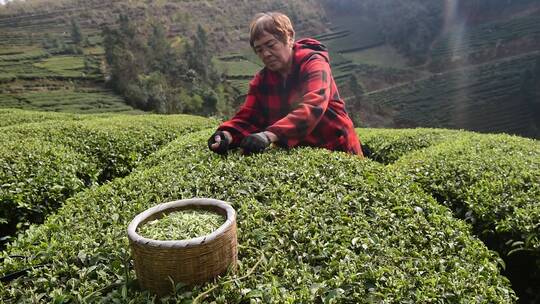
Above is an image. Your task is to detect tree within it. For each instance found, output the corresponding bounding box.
[70,18,83,46]
[148,22,169,71]
[187,25,211,82]
[359,0,445,63]
[101,15,232,116]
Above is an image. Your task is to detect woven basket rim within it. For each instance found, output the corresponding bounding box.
[127,198,236,248]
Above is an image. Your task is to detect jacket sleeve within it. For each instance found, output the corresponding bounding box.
[265,55,331,147]
[217,74,265,147]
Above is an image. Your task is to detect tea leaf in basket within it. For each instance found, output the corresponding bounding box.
[138,210,224,240]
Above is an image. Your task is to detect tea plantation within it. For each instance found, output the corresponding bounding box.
[2,114,539,302]
[0,42,135,114]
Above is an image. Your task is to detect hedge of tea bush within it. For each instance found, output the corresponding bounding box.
[0,138,97,237]
[357,128,460,164]
[0,130,516,303]
[392,133,540,300]
[0,108,144,128]
[0,114,214,243]
[0,108,85,127]
[1,114,216,181]
[393,133,540,255]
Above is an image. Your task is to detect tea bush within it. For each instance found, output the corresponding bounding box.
[2,114,216,181]
[0,108,84,127]
[0,130,516,303]
[0,138,97,237]
[394,133,540,255]
[393,133,540,301]
[358,128,460,164]
[0,114,214,243]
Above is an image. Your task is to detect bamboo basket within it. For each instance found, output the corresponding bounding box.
[127,198,237,296]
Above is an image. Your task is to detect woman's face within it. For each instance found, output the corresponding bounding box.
[253,31,293,76]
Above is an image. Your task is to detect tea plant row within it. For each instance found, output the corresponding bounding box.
[0,90,137,114]
[0,111,215,245]
[361,127,540,301]
[0,128,517,303]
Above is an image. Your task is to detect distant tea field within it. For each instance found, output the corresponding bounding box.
[366,51,540,138]
[0,42,139,114]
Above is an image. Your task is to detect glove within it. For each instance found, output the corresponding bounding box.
[361,144,372,158]
[240,132,271,154]
[208,131,230,155]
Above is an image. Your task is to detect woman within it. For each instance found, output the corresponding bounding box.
[208,12,363,156]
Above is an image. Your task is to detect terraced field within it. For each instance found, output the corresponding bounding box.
[367,52,540,138]
[214,13,418,96]
[431,13,540,69]
[314,14,384,54]
[0,42,132,113]
[344,45,409,68]
[0,9,131,114]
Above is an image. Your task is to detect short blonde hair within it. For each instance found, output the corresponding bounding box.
[249,12,295,48]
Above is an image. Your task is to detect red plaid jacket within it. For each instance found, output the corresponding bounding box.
[218,38,363,155]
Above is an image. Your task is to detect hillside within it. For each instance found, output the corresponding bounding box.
[316,1,540,139]
[0,0,328,114]
[366,51,540,138]
[1,0,539,138]
[0,110,539,302]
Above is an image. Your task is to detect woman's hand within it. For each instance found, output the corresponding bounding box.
[208,131,232,155]
[240,131,276,154]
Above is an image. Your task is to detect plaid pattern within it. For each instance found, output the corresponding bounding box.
[218,38,363,155]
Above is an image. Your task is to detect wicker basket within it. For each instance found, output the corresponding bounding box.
[127,198,237,296]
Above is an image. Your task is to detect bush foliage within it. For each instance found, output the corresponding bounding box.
[0,112,215,245]
[2,114,215,181]
[362,128,539,301]
[358,128,459,164]
[0,138,97,236]
[0,130,515,303]
[0,108,85,128]
[393,133,540,256]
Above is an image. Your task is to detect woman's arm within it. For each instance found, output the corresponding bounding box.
[217,75,266,147]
